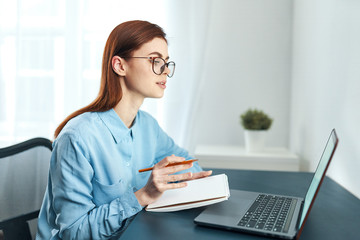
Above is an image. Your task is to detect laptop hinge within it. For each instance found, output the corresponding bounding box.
[295,200,304,230]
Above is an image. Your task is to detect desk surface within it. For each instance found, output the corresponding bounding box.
[120,169,360,240]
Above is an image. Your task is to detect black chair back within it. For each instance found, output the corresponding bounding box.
[0,138,52,240]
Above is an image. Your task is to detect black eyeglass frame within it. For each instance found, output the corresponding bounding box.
[122,56,175,78]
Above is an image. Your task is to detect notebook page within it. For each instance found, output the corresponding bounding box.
[147,174,229,209]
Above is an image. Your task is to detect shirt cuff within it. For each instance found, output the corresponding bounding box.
[116,188,143,219]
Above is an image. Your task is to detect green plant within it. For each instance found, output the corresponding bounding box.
[240,109,273,130]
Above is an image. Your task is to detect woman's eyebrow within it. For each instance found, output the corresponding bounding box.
[148,51,170,60]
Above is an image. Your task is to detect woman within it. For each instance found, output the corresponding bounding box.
[36,20,212,239]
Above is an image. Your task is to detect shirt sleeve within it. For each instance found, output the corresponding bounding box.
[50,131,142,239]
[154,122,203,174]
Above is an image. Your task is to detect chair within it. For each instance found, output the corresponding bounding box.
[0,138,52,240]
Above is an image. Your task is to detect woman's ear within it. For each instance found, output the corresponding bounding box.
[112,56,126,76]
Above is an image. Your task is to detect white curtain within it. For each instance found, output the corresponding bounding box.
[0,0,211,150]
[160,0,212,152]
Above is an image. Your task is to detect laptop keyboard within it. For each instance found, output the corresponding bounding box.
[238,194,297,233]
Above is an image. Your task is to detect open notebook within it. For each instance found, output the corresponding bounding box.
[146,174,230,212]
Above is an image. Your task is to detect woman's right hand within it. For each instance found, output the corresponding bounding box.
[134,155,194,207]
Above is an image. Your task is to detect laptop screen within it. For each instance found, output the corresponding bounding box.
[298,129,338,228]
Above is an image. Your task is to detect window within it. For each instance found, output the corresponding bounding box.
[0,0,166,145]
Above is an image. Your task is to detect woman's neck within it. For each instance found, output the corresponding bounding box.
[113,92,144,129]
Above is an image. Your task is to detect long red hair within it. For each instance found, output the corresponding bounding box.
[54,20,167,138]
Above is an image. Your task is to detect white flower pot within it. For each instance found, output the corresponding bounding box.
[244,130,267,152]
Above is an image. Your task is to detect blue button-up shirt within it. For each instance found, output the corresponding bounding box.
[36,109,202,239]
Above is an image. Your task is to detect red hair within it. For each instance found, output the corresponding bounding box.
[54,20,167,138]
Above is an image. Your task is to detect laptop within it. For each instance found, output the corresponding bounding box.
[194,129,338,239]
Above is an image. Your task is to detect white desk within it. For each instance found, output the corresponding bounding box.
[194,145,300,171]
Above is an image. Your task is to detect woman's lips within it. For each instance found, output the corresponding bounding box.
[156,81,166,89]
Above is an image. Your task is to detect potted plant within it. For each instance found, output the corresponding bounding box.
[240,109,273,152]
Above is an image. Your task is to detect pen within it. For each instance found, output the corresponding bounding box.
[138,159,198,173]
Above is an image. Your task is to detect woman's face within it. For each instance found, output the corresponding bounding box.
[123,37,170,99]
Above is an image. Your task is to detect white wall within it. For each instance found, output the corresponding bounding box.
[190,0,293,151]
[187,0,360,198]
[290,0,360,198]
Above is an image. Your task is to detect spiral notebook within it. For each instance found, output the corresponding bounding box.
[146,174,230,212]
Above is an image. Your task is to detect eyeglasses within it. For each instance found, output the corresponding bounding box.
[123,57,175,78]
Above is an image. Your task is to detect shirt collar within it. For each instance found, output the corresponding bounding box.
[97,109,137,143]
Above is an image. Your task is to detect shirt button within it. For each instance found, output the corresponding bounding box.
[125,162,130,167]
[132,208,137,213]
